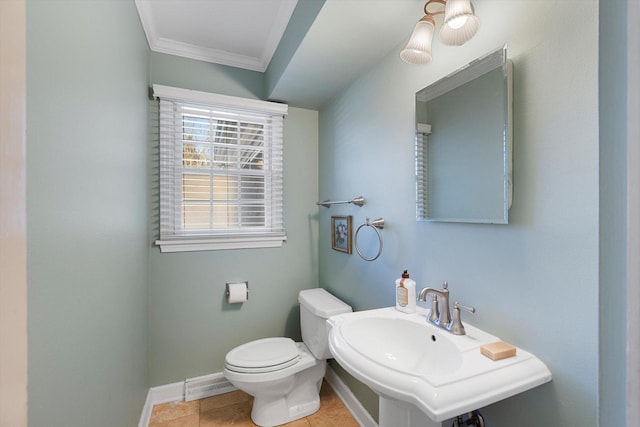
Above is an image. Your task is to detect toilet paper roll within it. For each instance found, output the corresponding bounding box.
[226,282,248,303]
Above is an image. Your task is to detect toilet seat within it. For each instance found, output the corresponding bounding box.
[225,337,301,374]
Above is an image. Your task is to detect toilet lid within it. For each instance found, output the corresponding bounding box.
[225,337,300,373]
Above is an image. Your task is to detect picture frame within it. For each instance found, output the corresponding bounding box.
[331,215,352,254]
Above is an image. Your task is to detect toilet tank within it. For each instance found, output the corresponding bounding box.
[298,288,352,359]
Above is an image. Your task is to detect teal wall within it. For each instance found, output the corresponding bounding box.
[23,0,631,425]
[318,1,599,425]
[25,0,322,419]
[148,53,320,385]
[599,0,628,425]
[150,52,266,100]
[26,0,150,426]
[265,0,325,98]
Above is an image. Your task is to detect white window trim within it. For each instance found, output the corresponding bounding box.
[153,84,288,253]
[155,234,287,253]
[153,85,288,116]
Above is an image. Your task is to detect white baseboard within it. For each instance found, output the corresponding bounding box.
[139,367,377,427]
[152,380,186,404]
[138,380,183,427]
[137,376,235,427]
[325,366,378,427]
[138,389,154,427]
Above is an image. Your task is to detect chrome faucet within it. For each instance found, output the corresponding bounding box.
[418,282,475,335]
[418,281,451,327]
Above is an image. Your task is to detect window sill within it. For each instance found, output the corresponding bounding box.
[155,234,286,253]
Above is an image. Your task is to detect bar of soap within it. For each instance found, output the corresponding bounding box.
[480,341,517,361]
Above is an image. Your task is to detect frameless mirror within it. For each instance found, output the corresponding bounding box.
[415,47,512,223]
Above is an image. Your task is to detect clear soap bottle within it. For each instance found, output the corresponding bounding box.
[395,269,416,313]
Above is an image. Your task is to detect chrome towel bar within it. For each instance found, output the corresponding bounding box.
[316,196,365,208]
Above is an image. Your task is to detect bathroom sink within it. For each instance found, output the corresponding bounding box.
[339,317,463,378]
[328,307,552,423]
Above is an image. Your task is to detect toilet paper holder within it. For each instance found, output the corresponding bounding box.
[226,281,249,303]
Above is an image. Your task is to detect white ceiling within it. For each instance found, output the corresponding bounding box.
[268,0,422,109]
[135,0,425,109]
[135,0,298,72]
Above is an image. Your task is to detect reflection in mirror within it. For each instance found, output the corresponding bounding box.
[416,47,512,223]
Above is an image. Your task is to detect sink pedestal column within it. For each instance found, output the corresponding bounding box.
[379,396,450,427]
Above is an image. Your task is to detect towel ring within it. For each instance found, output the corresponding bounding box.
[355,217,385,261]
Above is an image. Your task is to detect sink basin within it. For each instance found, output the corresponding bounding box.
[328,307,552,423]
[340,317,462,377]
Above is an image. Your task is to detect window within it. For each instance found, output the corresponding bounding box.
[153,85,288,252]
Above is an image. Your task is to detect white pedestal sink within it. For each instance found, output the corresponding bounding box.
[327,307,551,426]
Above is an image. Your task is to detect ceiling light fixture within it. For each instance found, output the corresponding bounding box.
[400,0,479,65]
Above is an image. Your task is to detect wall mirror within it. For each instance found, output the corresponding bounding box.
[415,46,512,224]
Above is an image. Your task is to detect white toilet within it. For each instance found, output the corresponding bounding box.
[223,288,352,426]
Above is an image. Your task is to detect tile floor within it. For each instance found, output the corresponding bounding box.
[149,380,360,427]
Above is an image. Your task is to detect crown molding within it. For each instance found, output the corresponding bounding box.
[135,0,297,72]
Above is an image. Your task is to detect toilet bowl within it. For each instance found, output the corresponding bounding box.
[223,288,352,427]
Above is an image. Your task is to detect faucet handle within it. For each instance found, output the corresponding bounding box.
[455,301,475,314]
[429,295,440,323]
[449,301,476,335]
[442,281,449,290]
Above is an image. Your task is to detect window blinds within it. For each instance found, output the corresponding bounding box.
[153,85,287,252]
[415,131,428,220]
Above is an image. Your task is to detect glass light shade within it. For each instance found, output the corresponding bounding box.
[439,0,479,46]
[400,16,435,65]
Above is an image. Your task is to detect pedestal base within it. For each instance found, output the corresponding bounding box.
[379,396,454,427]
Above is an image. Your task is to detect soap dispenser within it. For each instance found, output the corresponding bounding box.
[395,269,416,313]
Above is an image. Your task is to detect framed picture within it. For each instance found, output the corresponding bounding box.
[331,215,352,254]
